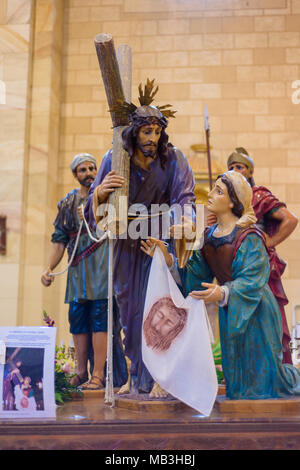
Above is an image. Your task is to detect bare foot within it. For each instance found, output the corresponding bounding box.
[149,382,169,398]
[117,356,131,395]
[117,379,130,395]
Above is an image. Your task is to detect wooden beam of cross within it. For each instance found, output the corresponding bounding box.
[94,34,132,405]
[94,33,130,236]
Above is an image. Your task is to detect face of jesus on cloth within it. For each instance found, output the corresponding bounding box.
[143,296,187,352]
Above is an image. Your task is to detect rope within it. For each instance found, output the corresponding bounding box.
[49,220,83,278]
[48,202,170,406]
[47,203,115,406]
[49,201,180,278]
[49,204,108,278]
[105,237,115,406]
[127,208,170,220]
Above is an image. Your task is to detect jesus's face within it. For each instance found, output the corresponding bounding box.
[143,297,187,352]
[150,303,181,337]
[136,123,162,159]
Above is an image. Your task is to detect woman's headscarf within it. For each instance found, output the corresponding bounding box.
[223,170,257,228]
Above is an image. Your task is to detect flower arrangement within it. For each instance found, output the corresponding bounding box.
[43,310,83,404]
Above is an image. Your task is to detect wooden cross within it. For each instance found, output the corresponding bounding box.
[94,34,132,404]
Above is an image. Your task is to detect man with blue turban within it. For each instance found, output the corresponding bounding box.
[41,153,127,390]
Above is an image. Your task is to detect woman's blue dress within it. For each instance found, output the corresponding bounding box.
[180,231,300,399]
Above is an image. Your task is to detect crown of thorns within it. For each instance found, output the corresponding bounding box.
[109,79,177,124]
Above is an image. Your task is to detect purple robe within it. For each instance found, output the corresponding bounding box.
[85,145,195,391]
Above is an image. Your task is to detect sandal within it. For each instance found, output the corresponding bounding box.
[80,375,105,391]
[69,373,89,387]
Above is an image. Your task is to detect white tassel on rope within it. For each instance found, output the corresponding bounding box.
[104,235,115,406]
[103,44,133,407]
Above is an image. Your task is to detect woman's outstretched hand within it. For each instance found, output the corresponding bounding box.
[140,237,173,267]
[189,282,223,303]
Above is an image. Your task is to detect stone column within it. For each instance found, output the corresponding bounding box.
[18,0,65,338]
[0,0,32,326]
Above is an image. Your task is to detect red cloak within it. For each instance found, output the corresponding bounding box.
[252,186,291,364]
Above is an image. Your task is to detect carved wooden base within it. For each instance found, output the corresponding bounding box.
[216,395,300,413]
[114,393,187,412]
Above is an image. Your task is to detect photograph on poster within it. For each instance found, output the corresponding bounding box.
[3,347,44,412]
[0,327,56,419]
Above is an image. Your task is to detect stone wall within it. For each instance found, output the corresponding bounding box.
[60,0,300,335]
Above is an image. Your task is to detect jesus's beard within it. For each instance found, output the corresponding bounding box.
[137,142,157,158]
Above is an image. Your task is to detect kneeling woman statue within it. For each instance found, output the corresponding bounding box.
[141,170,300,400]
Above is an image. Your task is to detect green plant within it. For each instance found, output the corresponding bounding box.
[43,310,83,404]
[212,341,224,384]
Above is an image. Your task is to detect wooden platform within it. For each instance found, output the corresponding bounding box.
[2,390,300,450]
[83,384,225,412]
[82,387,188,412]
[216,395,300,414]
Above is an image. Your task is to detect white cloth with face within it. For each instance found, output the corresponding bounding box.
[142,248,218,416]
